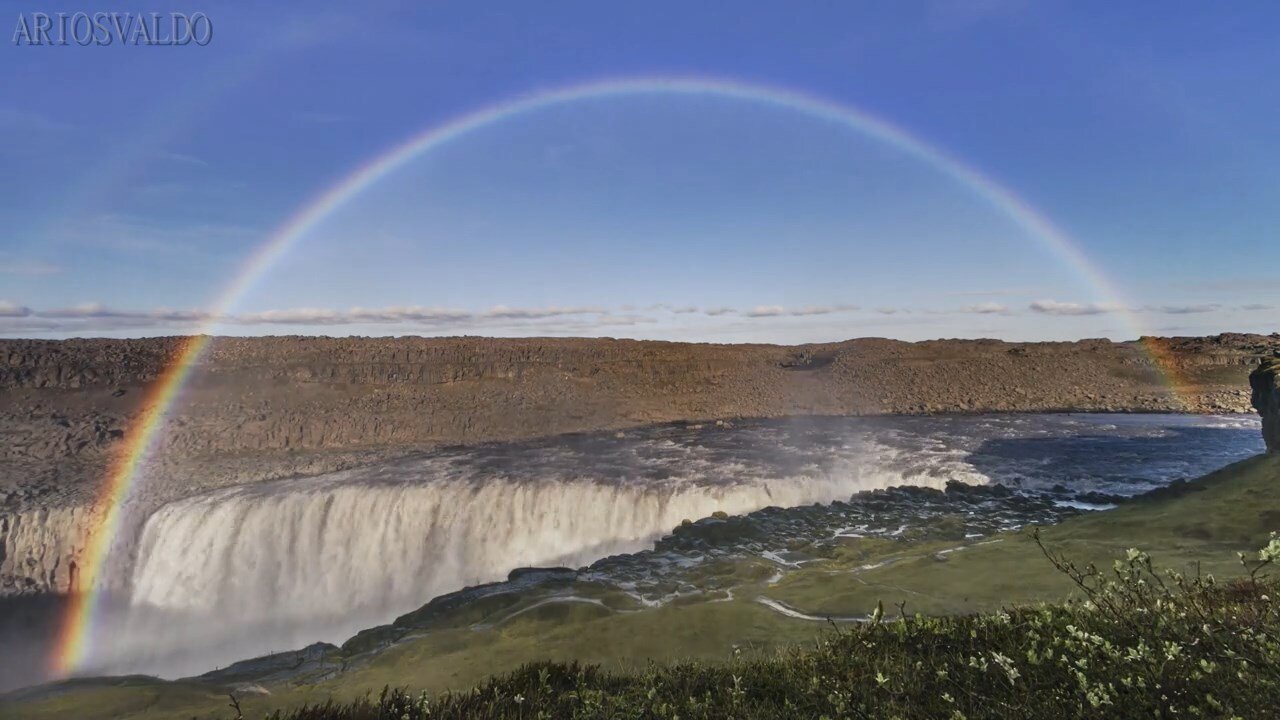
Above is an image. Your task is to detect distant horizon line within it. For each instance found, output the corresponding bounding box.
[1,329,1274,346]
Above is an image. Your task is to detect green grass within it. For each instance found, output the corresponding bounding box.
[269,543,1280,719]
[5,455,1278,720]
[767,454,1280,619]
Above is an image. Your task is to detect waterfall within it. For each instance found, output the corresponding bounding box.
[58,414,1265,680]
[88,444,938,677]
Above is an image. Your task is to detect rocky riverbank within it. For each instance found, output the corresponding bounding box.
[1,332,1277,597]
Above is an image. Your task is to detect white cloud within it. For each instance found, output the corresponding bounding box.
[0,299,876,336]
[234,305,591,326]
[368,306,474,323]
[4,303,613,332]
[1029,299,1126,316]
[38,302,110,318]
[743,304,857,318]
[1241,303,1275,312]
[1030,300,1230,316]
[791,304,858,316]
[1145,303,1220,315]
[481,305,605,320]
[235,307,357,325]
[37,303,211,321]
[958,302,1008,315]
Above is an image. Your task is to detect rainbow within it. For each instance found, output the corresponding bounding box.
[49,334,212,674]
[49,75,1186,676]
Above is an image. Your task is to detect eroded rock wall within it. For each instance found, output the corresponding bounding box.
[0,505,93,596]
[1251,359,1280,453]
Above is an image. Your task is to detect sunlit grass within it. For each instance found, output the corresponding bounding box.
[266,540,1280,719]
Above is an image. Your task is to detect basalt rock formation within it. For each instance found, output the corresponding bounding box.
[1251,358,1280,453]
[1,332,1277,597]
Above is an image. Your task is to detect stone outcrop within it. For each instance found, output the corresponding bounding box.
[1251,358,1280,453]
[0,505,95,596]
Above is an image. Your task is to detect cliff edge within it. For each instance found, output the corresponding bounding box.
[1251,358,1280,452]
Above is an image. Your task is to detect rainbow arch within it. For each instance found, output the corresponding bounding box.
[50,75,1177,676]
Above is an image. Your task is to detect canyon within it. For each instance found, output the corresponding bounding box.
[1,332,1277,600]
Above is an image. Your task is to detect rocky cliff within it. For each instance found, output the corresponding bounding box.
[1,333,1277,597]
[1251,358,1280,453]
[1,506,95,594]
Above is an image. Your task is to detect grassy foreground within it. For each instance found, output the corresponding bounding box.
[5,454,1280,719]
[270,547,1280,719]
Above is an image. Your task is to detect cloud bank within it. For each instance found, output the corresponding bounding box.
[0,297,1255,338]
[0,302,870,335]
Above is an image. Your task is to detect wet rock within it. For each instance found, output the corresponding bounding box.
[196,641,339,685]
[507,567,577,583]
[1071,491,1127,506]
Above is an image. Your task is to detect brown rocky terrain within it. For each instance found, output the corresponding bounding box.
[1,332,1278,597]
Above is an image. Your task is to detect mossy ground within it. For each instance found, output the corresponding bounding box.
[5,454,1278,720]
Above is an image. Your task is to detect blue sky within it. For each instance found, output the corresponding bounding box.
[1,1,1276,341]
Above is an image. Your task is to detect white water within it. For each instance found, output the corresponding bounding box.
[94,446,936,677]
[130,469,893,620]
